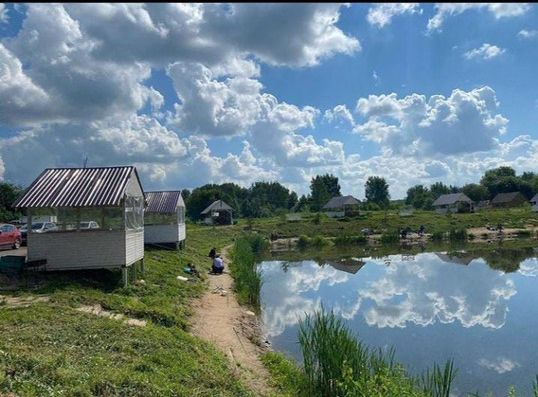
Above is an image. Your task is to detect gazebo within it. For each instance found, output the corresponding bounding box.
[144,191,186,249]
[13,166,145,282]
[201,200,234,225]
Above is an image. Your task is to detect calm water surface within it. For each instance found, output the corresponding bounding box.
[258,248,538,396]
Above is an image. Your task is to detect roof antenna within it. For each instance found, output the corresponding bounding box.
[83,155,88,168]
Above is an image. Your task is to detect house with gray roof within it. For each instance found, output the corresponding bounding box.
[322,195,360,218]
[201,200,234,225]
[432,193,474,214]
[144,191,186,248]
[13,166,145,277]
[491,192,527,208]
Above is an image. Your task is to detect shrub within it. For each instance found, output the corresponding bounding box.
[310,235,328,248]
[334,234,368,246]
[430,231,444,241]
[297,235,310,249]
[380,230,400,244]
[448,228,467,241]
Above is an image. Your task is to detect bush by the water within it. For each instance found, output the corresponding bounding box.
[334,234,367,246]
[298,309,456,397]
[430,231,445,241]
[380,230,400,244]
[231,234,267,308]
[296,235,329,249]
[448,228,468,241]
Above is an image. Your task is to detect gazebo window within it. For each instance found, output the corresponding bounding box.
[125,195,144,231]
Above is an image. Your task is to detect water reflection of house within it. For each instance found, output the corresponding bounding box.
[325,257,365,274]
[435,252,477,266]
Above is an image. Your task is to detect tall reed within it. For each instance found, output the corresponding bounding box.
[298,309,456,397]
[230,234,267,309]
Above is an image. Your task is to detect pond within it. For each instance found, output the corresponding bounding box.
[258,246,538,396]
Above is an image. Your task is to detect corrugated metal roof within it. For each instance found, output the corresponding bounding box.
[13,166,142,208]
[323,195,360,210]
[201,200,233,215]
[145,191,184,214]
[432,193,473,206]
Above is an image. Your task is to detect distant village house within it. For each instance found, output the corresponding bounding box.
[432,193,474,214]
[322,195,361,218]
[490,192,527,208]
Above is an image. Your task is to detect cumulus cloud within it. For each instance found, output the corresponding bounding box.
[518,29,538,39]
[64,3,359,68]
[464,43,505,61]
[367,3,421,28]
[478,357,520,374]
[428,3,530,32]
[0,4,8,23]
[353,87,508,156]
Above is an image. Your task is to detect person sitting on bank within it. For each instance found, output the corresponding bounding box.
[208,247,216,259]
[211,255,224,274]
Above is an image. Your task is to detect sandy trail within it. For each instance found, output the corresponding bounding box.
[190,246,272,396]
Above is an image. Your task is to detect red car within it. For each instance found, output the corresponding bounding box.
[0,224,22,249]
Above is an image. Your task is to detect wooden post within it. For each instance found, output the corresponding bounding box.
[122,266,128,287]
[133,262,137,282]
[140,257,145,274]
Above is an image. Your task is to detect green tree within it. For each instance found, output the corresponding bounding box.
[365,176,390,207]
[429,182,450,200]
[406,185,432,209]
[310,174,340,211]
[0,182,23,221]
[181,189,191,202]
[310,180,330,212]
[461,183,489,202]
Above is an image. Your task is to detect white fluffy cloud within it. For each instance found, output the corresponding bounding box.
[478,357,520,374]
[428,3,530,32]
[0,4,8,23]
[518,29,538,39]
[367,3,421,28]
[64,3,359,68]
[354,87,508,156]
[464,43,505,60]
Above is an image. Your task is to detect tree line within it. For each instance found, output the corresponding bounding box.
[405,166,538,210]
[0,165,536,222]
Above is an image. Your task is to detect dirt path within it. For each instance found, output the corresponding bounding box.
[190,246,273,397]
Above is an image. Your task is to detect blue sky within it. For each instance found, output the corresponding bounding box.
[0,3,537,198]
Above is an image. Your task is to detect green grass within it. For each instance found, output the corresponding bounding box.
[242,207,538,240]
[0,224,253,396]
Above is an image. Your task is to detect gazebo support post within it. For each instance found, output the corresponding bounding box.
[122,266,128,287]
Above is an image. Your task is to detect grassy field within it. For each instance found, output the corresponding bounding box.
[0,225,249,396]
[246,207,538,239]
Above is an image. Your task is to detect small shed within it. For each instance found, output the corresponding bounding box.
[432,193,474,214]
[322,195,361,218]
[13,166,145,272]
[491,192,528,208]
[531,194,538,212]
[144,191,186,248]
[201,200,234,225]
